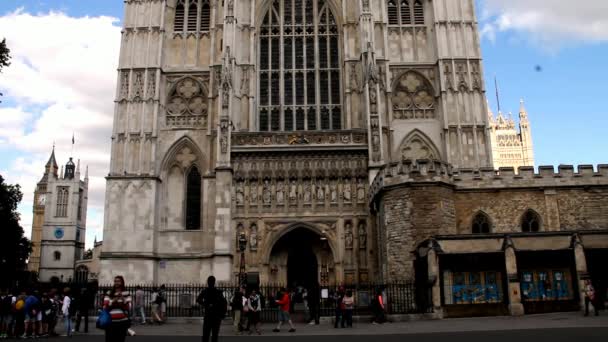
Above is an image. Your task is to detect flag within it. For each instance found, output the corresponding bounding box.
[72,133,75,145]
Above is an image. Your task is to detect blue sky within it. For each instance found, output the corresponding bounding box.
[1,0,607,248]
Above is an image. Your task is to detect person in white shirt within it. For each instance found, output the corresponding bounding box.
[61,288,72,337]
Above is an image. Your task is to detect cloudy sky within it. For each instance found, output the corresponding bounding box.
[0,0,607,248]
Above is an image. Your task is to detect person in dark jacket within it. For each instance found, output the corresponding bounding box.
[231,287,244,333]
[75,286,93,333]
[307,284,320,325]
[197,276,227,342]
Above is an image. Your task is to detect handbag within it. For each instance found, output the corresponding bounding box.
[96,309,112,330]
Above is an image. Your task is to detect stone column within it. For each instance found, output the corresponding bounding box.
[504,242,524,316]
[427,247,443,317]
[572,235,588,312]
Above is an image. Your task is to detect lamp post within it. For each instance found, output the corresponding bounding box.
[238,232,247,286]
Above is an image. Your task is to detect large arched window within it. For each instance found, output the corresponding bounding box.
[387,0,424,26]
[174,0,211,32]
[56,186,69,217]
[185,166,202,230]
[259,0,342,132]
[521,210,541,232]
[472,212,491,234]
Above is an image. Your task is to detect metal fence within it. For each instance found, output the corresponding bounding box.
[29,282,431,322]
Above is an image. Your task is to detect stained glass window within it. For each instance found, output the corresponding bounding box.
[521,210,541,232]
[186,166,201,230]
[472,212,491,234]
[258,0,342,131]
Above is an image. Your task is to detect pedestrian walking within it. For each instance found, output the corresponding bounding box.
[343,290,354,328]
[103,275,132,342]
[150,287,163,324]
[133,286,146,325]
[273,288,295,333]
[158,285,168,322]
[197,276,227,342]
[371,288,386,324]
[0,289,14,339]
[307,284,320,325]
[583,279,600,316]
[47,289,60,337]
[231,286,244,334]
[40,293,52,337]
[333,287,345,328]
[75,286,93,333]
[61,288,73,337]
[246,289,262,335]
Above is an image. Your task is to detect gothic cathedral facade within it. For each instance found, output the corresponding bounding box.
[101,1,608,317]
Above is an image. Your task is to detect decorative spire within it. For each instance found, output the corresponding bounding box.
[519,98,528,117]
[77,158,81,173]
[85,165,89,180]
[45,144,58,170]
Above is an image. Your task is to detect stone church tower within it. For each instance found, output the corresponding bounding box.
[488,99,535,170]
[34,148,89,282]
[101,0,493,285]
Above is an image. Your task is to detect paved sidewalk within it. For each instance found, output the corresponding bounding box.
[73,312,607,337]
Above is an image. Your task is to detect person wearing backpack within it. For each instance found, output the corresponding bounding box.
[197,276,227,342]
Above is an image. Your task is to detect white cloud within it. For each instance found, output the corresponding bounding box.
[480,0,608,46]
[0,9,121,247]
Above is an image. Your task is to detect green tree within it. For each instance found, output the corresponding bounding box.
[0,175,32,287]
[0,38,11,102]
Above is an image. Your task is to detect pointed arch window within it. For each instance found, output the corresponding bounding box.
[472,212,491,234]
[185,166,202,230]
[56,186,69,217]
[521,210,541,233]
[387,0,424,26]
[54,251,62,261]
[174,0,211,32]
[258,0,342,132]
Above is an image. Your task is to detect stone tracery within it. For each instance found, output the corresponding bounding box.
[392,71,435,119]
[166,77,208,127]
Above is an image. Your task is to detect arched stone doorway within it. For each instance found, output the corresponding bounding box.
[268,226,336,287]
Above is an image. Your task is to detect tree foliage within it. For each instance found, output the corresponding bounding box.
[0,174,32,287]
[0,38,11,102]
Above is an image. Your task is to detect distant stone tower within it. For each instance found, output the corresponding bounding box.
[37,149,89,282]
[488,99,535,170]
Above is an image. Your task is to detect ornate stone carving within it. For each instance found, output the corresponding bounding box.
[349,63,359,92]
[175,147,197,168]
[240,66,250,95]
[303,181,312,204]
[233,131,366,148]
[358,221,367,250]
[276,180,285,205]
[316,180,326,203]
[330,180,338,204]
[146,70,156,100]
[262,179,272,205]
[249,180,258,205]
[132,70,144,100]
[343,179,352,203]
[166,77,208,127]
[221,47,233,108]
[345,221,354,250]
[289,179,298,204]
[236,180,245,205]
[400,131,440,161]
[249,223,258,251]
[357,178,366,203]
[119,71,129,100]
[392,71,435,119]
[456,62,468,91]
[444,62,453,90]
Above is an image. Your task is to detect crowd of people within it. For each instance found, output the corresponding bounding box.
[0,286,94,339]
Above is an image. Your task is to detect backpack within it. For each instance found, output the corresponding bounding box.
[155,292,164,305]
[15,298,25,312]
[68,297,78,316]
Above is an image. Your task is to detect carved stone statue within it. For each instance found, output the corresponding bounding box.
[289,179,298,203]
[250,181,258,204]
[262,179,272,205]
[343,180,352,203]
[345,222,354,250]
[276,180,285,205]
[316,181,325,202]
[330,180,338,203]
[357,178,366,202]
[358,222,367,250]
[249,223,258,251]
[303,182,312,203]
[236,181,245,205]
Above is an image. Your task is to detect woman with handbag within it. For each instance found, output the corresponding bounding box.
[103,276,132,342]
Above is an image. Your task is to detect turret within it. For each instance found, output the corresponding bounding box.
[64,157,75,180]
[519,99,535,166]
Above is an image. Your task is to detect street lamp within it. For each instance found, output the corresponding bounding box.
[238,232,247,286]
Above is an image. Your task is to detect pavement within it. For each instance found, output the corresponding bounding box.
[54,311,608,337]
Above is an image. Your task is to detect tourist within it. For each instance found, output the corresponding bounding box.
[196,276,227,342]
[61,288,73,337]
[134,286,146,325]
[0,289,14,339]
[47,288,60,337]
[75,286,94,333]
[158,285,168,322]
[371,288,386,324]
[583,279,599,316]
[307,284,320,325]
[231,286,244,334]
[39,293,52,337]
[150,287,163,324]
[103,275,132,342]
[246,289,262,335]
[343,290,355,328]
[273,288,295,333]
[333,287,345,328]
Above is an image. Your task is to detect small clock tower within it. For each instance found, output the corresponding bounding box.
[35,147,89,282]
